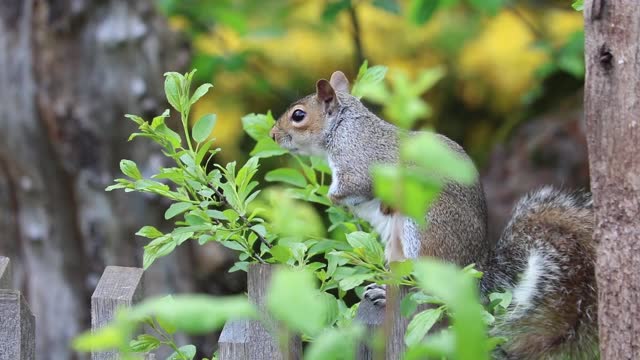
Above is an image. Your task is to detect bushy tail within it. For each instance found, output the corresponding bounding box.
[482,186,598,359]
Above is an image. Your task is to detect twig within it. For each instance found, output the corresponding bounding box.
[212,187,273,251]
[506,4,545,40]
[349,5,365,67]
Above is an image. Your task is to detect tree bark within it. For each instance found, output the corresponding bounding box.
[0,1,196,359]
[584,1,640,359]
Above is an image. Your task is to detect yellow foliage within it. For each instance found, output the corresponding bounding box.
[544,9,584,45]
[457,10,547,112]
[184,3,584,149]
[168,15,189,31]
[190,91,245,163]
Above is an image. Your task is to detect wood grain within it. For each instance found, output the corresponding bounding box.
[91,266,144,360]
[218,320,249,360]
[0,290,35,360]
[0,256,10,289]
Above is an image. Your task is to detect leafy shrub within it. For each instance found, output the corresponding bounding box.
[73,65,510,360]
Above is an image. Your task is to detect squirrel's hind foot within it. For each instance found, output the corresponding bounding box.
[364,283,387,307]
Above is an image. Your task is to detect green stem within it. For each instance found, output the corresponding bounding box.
[182,110,194,153]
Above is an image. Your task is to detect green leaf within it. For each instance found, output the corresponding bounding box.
[120,159,142,180]
[157,315,177,335]
[346,231,385,264]
[267,268,329,335]
[322,0,351,23]
[165,202,193,220]
[220,240,246,252]
[251,138,288,158]
[489,291,512,312]
[229,261,249,272]
[241,112,275,141]
[195,140,214,164]
[404,330,455,360]
[168,344,196,360]
[190,83,213,105]
[265,168,307,188]
[372,0,400,14]
[409,0,440,25]
[125,114,145,125]
[130,295,256,334]
[263,188,326,239]
[155,237,177,257]
[572,0,583,11]
[304,325,364,360]
[223,209,239,222]
[390,260,414,278]
[401,132,477,185]
[413,67,446,94]
[72,324,128,352]
[136,226,163,239]
[372,164,440,223]
[557,31,585,78]
[192,114,217,143]
[467,0,505,15]
[462,263,483,279]
[105,183,128,191]
[269,244,293,263]
[413,260,488,360]
[401,293,418,317]
[310,156,332,174]
[206,210,226,220]
[405,307,444,346]
[351,61,388,99]
[155,122,183,149]
[164,72,183,112]
[151,109,170,129]
[338,273,374,291]
[129,334,161,353]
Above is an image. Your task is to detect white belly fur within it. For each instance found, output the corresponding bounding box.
[351,199,408,262]
[328,158,414,261]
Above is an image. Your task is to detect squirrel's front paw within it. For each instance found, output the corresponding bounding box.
[364,283,386,307]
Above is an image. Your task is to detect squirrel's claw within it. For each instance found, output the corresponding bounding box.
[364,283,387,307]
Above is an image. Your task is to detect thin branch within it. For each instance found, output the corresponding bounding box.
[212,187,273,252]
[506,4,545,40]
[349,5,365,67]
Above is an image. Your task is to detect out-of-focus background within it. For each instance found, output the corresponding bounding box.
[0,0,588,359]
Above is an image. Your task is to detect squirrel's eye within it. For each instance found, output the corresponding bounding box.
[291,109,306,122]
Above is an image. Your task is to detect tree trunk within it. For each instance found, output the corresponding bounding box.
[584,1,640,359]
[0,1,197,359]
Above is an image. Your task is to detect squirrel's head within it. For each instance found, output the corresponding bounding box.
[270,71,350,156]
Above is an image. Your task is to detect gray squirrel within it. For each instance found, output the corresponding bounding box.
[269,71,598,359]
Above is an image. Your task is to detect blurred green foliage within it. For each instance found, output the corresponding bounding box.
[156,0,584,164]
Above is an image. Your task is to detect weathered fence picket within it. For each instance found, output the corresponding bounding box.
[354,292,385,360]
[218,264,303,360]
[355,285,416,360]
[90,265,151,360]
[218,320,249,359]
[0,256,36,360]
[0,257,10,290]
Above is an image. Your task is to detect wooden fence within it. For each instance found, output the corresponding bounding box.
[218,264,417,360]
[0,256,35,360]
[0,257,411,360]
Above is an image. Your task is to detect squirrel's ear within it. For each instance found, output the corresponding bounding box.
[329,71,350,93]
[316,79,335,103]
